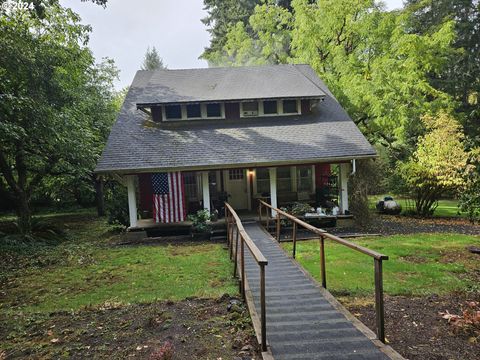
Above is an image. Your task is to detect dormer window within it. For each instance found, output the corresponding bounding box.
[283,99,298,114]
[263,100,278,115]
[165,104,182,119]
[186,104,201,118]
[206,103,221,117]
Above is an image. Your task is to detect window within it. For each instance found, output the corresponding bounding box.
[277,167,292,192]
[256,168,270,194]
[206,103,222,117]
[165,104,182,119]
[183,172,198,200]
[186,104,201,118]
[229,169,244,180]
[297,166,313,192]
[263,100,278,114]
[242,101,259,116]
[283,100,298,114]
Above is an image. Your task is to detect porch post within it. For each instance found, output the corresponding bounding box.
[126,175,138,228]
[339,163,350,214]
[269,167,277,217]
[201,171,211,213]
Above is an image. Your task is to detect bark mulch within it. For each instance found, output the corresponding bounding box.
[346,293,480,360]
[333,215,480,236]
[0,295,261,360]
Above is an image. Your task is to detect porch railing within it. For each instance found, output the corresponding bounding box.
[225,202,268,352]
[258,200,389,343]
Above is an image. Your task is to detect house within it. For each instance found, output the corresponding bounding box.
[95,64,376,228]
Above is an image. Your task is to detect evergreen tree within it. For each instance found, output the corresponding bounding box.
[405,0,480,144]
[141,46,166,71]
[201,0,293,61]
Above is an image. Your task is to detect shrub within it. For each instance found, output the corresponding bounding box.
[187,209,212,233]
[0,218,66,244]
[289,202,314,216]
[349,159,377,228]
[104,181,129,227]
[459,149,480,223]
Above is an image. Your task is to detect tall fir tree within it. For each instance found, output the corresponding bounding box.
[141,46,166,71]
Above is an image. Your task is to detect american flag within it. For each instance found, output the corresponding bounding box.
[152,172,186,223]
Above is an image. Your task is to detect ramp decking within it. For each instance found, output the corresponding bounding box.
[241,222,395,360]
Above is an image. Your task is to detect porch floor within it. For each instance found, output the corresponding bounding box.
[129,212,258,232]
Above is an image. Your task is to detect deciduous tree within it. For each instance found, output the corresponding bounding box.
[0,3,118,236]
[400,112,472,216]
[203,0,456,151]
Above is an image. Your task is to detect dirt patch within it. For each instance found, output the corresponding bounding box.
[400,255,429,263]
[345,293,480,360]
[439,248,480,264]
[0,295,260,359]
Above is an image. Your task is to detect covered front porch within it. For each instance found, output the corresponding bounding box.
[125,161,354,230]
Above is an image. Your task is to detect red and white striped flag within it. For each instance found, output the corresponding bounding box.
[152,172,186,223]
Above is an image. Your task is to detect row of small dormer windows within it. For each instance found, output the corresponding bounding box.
[163,103,224,120]
[156,99,302,122]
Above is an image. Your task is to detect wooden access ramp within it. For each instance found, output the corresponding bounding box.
[225,203,404,360]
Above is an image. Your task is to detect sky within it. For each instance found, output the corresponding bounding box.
[61,0,405,89]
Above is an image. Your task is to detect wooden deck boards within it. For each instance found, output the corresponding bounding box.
[242,222,399,360]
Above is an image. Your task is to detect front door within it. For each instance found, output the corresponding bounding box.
[224,169,248,210]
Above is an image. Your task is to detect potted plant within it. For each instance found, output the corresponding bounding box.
[187,209,213,240]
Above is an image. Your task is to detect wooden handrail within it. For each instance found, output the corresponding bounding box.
[225,202,268,265]
[225,202,268,352]
[259,200,388,260]
[258,199,388,344]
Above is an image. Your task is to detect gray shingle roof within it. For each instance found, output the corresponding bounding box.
[135,64,326,105]
[95,64,376,174]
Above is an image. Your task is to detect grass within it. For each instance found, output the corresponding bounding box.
[0,212,236,314]
[369,195,463,218]
[282,233,480,296]
[0,206,96,222]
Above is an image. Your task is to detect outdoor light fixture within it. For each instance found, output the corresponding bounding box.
[247,169,254,177]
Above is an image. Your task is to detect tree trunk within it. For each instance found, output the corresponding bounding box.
[95,177,105,217]
[415,187,440,217]
[15,190,32,236]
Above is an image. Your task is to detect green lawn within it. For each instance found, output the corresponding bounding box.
[0,213,236,314]
[369,195,463,217]
[282,233,480,296]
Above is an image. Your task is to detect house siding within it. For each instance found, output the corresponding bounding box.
[301,99,311,115]
[151,106,162,122]
[225,102,240,120]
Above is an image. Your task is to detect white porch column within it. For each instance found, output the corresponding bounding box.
[126,175,137,228]
[269,167,277,217]
[339,163,350,214]
[201,171,211,213]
